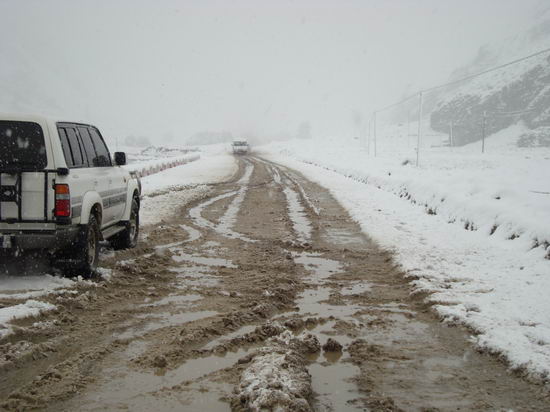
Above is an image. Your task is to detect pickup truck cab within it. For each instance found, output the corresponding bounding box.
[0,114,141,277]
[231,139,249,155]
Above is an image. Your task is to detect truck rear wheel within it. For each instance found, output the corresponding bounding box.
[111,198,139,250]
[57,215,100,278]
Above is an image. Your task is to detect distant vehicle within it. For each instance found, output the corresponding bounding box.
[0,114,141,277]
[232,139,249,155]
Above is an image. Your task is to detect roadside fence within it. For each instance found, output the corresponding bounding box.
[124,154,201,178]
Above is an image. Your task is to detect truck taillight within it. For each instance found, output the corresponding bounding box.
[54,184,71,217]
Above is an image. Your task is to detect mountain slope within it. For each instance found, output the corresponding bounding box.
[430,16,550,147]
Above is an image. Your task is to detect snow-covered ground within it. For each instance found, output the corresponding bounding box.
[139,151,237,225]
[0,144,237,338]
[259,127,550,380]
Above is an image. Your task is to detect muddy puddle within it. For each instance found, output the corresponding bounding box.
[310,362,361,412]
[140,294,203,307]
[295,287,362,319]
[113,290,215,341]
[324,227,363,246]
[171,250,237,268]
[286,252,368,410]
[293,252,343,283]
[287,244,497,411]
[340,281,372,296]
[64,340,252,412]
[169,265,221,288]
[114,310,218,341]
[203,324,258,350]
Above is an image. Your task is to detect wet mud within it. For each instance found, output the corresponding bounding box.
[1,156,549,411]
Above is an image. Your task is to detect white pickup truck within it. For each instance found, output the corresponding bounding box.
[0,114,141,277]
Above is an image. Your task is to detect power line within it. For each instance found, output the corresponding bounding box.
[375,93,417,113]
[375,46,550,114]
[488,108,536,116]
[424,47,550,93]
[371,45,550,164]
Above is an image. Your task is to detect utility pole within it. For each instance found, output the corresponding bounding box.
[416,92,423,167]
[373,112,377,157]
[364,121,368,150]
[481,111,487,153]
[407,110,411,149]
[449,120,453,149]
[367,119,371,155]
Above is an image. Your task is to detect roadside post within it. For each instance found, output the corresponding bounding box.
[416,92,423,167]
[449,120,453,149]
[373,112,377,157]
[482,111,487,153]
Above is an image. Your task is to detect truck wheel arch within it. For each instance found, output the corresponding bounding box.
[121,181,141,221]
[79,192,103,226]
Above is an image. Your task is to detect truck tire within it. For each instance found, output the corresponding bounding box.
[57,215,100,278]
[111,198,139,250]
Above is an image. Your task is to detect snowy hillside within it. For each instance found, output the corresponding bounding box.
[429,16,550,147]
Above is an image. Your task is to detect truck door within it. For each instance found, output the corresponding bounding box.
[77,126,115,228]
[57,126,91,225]
[88,127,128,223]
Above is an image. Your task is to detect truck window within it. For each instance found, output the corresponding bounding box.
[89,128,112,167]
[66,128,85,167]
[77,127,98,167]
[58,128,74,167]
[0,121,47,170]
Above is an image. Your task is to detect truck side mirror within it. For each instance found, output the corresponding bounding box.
[114,152,126,166]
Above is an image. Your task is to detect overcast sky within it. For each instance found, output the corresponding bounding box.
[0,0,546,143]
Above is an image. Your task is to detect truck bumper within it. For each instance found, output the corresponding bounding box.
[0,226,80,252]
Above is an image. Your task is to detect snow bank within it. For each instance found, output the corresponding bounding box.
[139,153,237,225]
[123,153,200,179]
[0,300,56,338]
[0,275,75,300]
[263,133,550,257]
[233,329,316,411]
[259,135,550,381]
[140,153,236,195]
[0,273,96,339]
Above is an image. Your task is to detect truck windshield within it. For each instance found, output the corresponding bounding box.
[0,121,47,170]
[233,141,247,146]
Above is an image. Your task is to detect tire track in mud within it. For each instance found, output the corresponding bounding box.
[2,156,549,411]
[188,160,256,243]
[257,157,315,246]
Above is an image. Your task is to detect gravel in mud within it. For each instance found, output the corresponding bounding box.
[1,156,549,411]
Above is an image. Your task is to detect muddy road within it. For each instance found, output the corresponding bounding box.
[1,156,549,411]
